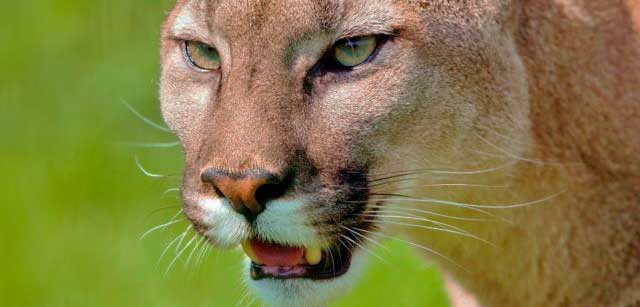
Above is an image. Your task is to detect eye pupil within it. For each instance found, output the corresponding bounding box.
[185,41,221,71]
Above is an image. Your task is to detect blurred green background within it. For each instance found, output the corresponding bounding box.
[0,1,448,306]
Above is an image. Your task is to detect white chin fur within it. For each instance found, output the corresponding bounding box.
[245,252,368,307]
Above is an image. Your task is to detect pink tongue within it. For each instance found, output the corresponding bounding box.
[250,240,304,267]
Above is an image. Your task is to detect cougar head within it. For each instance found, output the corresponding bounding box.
[160,0,529,305]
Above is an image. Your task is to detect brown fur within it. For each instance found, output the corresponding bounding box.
[159,1,640,306]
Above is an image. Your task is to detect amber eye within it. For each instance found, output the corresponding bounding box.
[332,36,378,67]
[184,41,221,70]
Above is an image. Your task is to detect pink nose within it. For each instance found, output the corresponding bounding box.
[201,168,284,221]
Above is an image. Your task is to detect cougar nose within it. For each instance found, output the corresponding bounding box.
[200,168,285,221]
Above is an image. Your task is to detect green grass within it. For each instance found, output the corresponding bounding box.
[0,1,449,306]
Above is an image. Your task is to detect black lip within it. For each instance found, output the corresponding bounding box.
[249,242,353,281]
[248,166,369,281]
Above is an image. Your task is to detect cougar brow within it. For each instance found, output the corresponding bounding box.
[169,0,211,40]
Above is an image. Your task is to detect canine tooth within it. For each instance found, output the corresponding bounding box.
[241,241,261,264]
[305,247,322,265]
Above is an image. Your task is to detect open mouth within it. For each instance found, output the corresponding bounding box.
[242,239,352,280]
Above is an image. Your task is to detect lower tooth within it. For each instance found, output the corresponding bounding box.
[305,247,322,265]
[241,241,261,264]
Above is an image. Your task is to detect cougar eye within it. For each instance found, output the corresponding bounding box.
[332,36,378,67]
[184,41,221,70]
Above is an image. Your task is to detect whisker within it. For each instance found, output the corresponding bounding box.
[397,202,508,223]
[353,227,469,272]
[165,233,198,276]
[474,132,575,166]
[185,236,205,268]
[368,162,516,183]
[195,244,211,270]
[162,188,181,197]
[235,289,251,307]
[339,234,357,251]
[360,218,495,247]
[369,173,424,184]
[157,235,182,264]
[367,204,494,222]
[194,245,206,270]
[203,244,215,267]
[368,162,512,177]
[135,154,169,178]
[356,209,463,231]
[372,178,498,191]
[340,234,389,264]
[324,179,507,193]
[469,149,513,160]
[134,141,180,148]
[320,177,417,191]
[140,219,184,240]
[174,224,191,254]
[387,183,510,193]
[368,177,420,188]
[335,237,349,261]
[422,162,517,175]
[475,122,530,147]
[157,225,191,265]
[345,197,506,221]
[369,168,436,177]
[340,225,390,252]
[142,206,183,223]
[367,192,564,209]
[167,209,184,223]
[326,244,336,275]
[122,100,171,133]
[370,192,424,198]
[360,211,476,234]
[117,141,180,149]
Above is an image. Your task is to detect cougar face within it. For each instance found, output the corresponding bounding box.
[160,0,530,305]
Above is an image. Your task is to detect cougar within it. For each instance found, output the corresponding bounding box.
[158,0,640,306]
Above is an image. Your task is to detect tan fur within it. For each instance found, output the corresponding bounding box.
[160,1,640,306]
